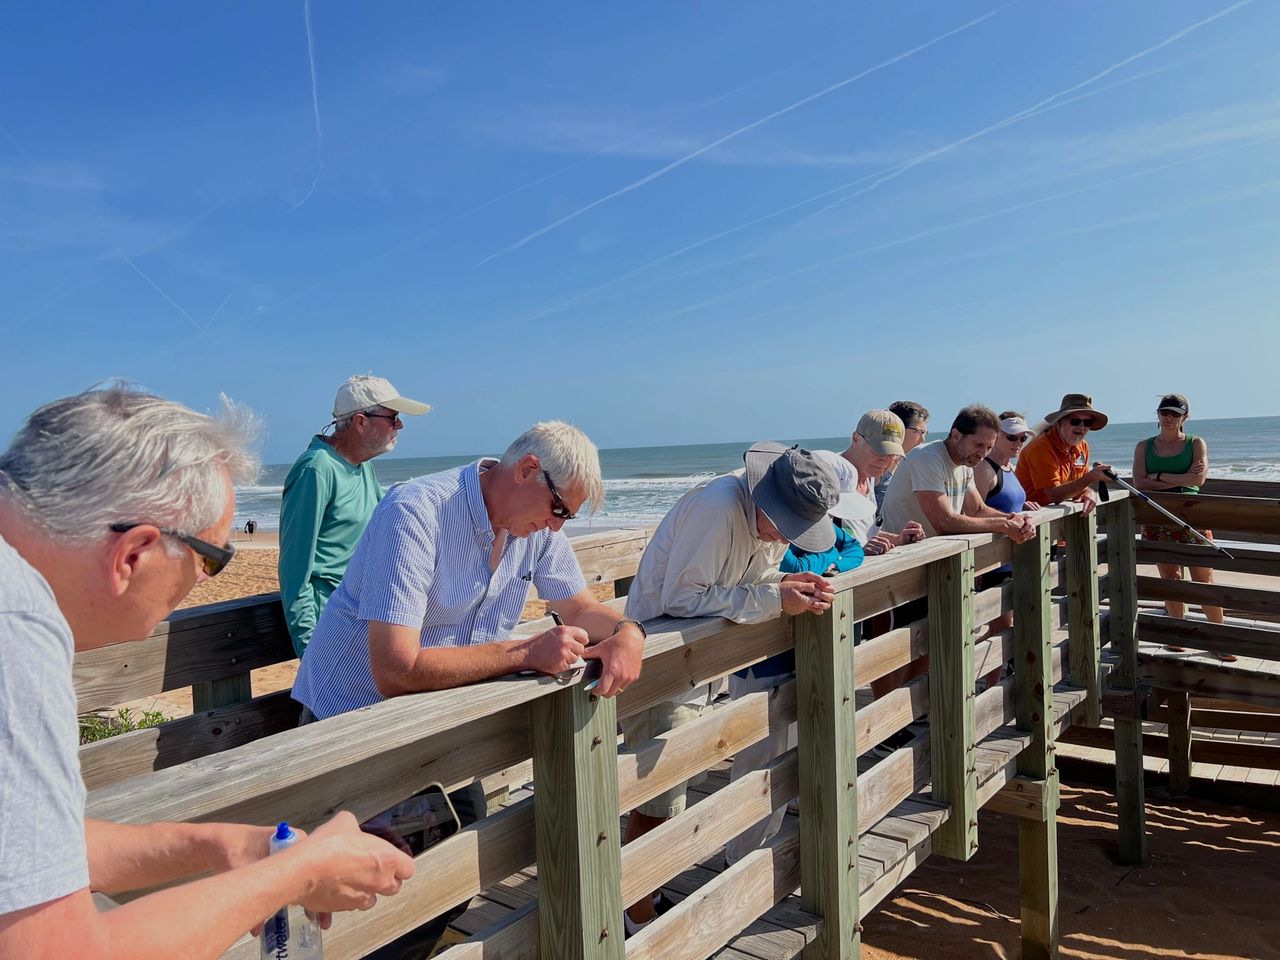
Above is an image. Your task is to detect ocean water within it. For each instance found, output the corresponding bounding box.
[235,416,1280,534]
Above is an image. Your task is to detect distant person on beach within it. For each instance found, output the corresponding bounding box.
[0,385,413,959]
[279,374,431,658]
[291,421,643,958]
[879,404,1038,543]
[815,409,926,555]
[244,517,257,538]
[1015,393,1113,515]
[874,400,930,512]
[1132,393,1230,654]
[619,443,845,935]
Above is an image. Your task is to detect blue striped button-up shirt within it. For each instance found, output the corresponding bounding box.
[292,459,587,719]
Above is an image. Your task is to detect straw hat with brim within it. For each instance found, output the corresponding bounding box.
[1043,393,1109,431]
[744,442,842,553]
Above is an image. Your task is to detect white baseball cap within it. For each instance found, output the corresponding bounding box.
[332,375,431,419]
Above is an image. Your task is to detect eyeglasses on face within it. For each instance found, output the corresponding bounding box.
[906,426,928,439]
[1066,417,1093,428]
[542,470,576,520]
[1004,433,1028,444]
[360,411,402,425]
[109,522,236,577]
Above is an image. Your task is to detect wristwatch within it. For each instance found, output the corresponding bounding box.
[611,618,647,640]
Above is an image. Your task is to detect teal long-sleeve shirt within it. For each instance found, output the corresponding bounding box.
[278,436,383,657]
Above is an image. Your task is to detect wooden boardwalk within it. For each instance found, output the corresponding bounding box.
[441,683,1089,959]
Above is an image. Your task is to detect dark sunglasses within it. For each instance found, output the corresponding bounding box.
[1004,432,1028,444]
[1157,409,1185,417]
[1066,417,1093,428]
[542,470,576,520]
[109,522,236,577]
[360,411,401,424]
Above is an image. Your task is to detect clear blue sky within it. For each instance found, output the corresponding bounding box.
[2,1,1277,463]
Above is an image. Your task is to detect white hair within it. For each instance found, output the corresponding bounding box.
[500,420,604,516]
[0,383,262,547]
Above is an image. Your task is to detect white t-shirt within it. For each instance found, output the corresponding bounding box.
[878,440,974,538]
[813,450,879,544]
[0,533,89,915]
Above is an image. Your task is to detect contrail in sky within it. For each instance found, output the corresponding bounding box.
[810,0,1256,219]
[650,132,1280,324]
[121,256,204,332]
[290,0,324,211]
[478,0,1021,265]
[205,285,240,330]
[524,52,1204,325]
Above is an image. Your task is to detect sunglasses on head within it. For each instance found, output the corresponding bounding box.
[542,470,576,520]
[1066,417,1093,428]
[109,522,236,577]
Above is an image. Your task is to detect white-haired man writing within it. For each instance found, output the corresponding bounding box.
[291,419,644,958]
[0,385,413,960]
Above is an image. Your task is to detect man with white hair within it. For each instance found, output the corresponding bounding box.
[0,385,413,959]
[280,373,431,657]
[292,419,642,959]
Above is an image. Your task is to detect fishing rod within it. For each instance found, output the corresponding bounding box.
[1096,465,1234,560]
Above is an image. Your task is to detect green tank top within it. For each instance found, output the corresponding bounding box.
[1144,435,1199,494]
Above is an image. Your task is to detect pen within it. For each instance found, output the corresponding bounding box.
[549,610,600,691]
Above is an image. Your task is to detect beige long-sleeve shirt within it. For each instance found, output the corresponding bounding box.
[625,473,788,625]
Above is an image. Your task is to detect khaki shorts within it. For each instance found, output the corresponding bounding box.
[620,697,711,818]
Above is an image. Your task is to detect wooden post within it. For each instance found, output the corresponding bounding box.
[191,674,253,712]
[1064,512,1102,727]
[1104,499,1148,865]
[1012,523,1058,960]
[1167,692,1193,795]
[530,684,625,959]
[794,588,860,959]
[927,550,978,861]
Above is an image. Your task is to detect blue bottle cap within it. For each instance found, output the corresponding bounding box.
[274,821,292,842]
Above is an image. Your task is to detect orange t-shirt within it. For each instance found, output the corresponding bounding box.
[1015,428,1090,505]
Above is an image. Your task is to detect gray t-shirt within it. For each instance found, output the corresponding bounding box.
[0,533,89,915]
[878,440,974,538]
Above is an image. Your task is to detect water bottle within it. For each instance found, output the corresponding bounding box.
[260,822,324,960]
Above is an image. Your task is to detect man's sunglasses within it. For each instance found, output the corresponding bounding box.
[360,412,401,424]
[542,470,576,520]
[1066,417,1093,428]
[109,522,236,577]
[1004,433,1029,444]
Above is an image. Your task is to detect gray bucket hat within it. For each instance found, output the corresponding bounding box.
[743,442,842,553]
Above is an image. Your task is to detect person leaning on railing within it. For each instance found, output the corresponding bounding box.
[290,420,644,960]
[618,443,851,936]
[0,385,413,960]
[1131,392,1232,659]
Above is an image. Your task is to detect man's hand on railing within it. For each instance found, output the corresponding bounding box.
[582,628,643,698]
[1002,514,1037,544]
[1075,485,1099,516]
[780,572,836,615]
[516,625,590,676]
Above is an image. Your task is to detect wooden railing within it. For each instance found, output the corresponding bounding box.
[82,500,1120,959]
[75,527,651,791]
[1067,482,1280,800]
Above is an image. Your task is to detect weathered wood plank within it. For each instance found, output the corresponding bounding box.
[530,685,624,959]
[1166,692,1193,795]
[927,550,977,861]
[793,590,860,959]
[1138,614,1280,661]
[1065,512,1102,727]
[1011,522,1058,960]
[1103,499,1147,865]
[1136,576,1280,617]
[1133,493,1280,536]
[1136,538,1280,577]
[1139,659,1280,709]
[80,689,301,790]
